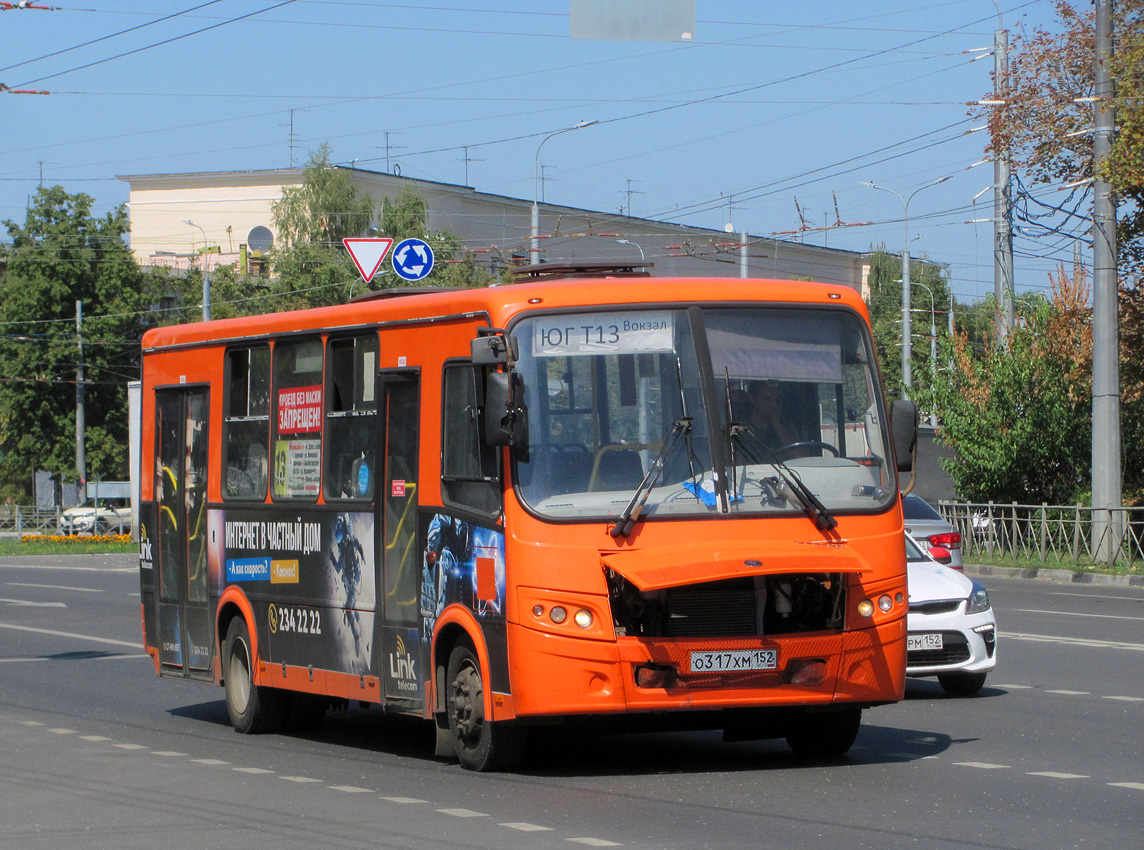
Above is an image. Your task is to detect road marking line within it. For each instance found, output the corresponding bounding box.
[1045,689,1091,695]
[1108,782,1144,791]
[233,767,274,774]
[1011,607,1144,622]
[953,762,1010,769]
[330,786,374,793]
[1028,771,1089,779]
[113,744,147,750]
[192,759,230,766]
[1104,695,1144,702]
[49,728,77,734]
[0,622,140,648]
[19,721,43,726]
[1004,632,1144,652]
[152,751,187,757]
[568,839,623,847]
[7,582,101,593]
[501,822,555,832]
[437,808,488,818]
[80,735,112,742]
[993,683,1034,689]
[0,597,66,608]
[382,797,428,804]
[281,776,322,783]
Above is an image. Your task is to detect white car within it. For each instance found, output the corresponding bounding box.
[905,533,997,695]
[58,497,130,536]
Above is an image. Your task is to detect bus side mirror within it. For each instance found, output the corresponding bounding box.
[485,371,527,448]
[471,331,518,365]
[890,399,918,473]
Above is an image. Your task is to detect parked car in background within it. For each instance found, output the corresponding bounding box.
[905,533,997,695]
[58,496,130,536]
[902,493,963,569]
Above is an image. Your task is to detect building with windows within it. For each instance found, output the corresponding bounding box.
[121,167,878,292]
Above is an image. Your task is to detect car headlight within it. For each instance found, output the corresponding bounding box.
[966,582,991,615]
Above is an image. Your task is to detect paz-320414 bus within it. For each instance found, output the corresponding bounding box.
[138,264,918,771]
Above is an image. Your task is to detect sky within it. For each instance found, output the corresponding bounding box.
[0,0,1082,305]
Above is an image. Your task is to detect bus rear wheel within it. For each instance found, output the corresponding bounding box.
[224,617,285,734]
[445,641,525,771]
[785,707,862,758]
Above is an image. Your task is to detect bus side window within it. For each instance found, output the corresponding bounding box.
[325,335,379,500]
[223,346,270,500]
[272,337,324,501]
[441,363,500,515]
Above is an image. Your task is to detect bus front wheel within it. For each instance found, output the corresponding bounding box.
[445,641,525,771]
[785,707,862,758]
[224,617,285,734]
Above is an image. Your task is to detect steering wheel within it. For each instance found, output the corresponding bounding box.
[775,440,839,460]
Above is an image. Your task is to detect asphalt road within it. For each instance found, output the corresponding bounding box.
[1,555,1141,850]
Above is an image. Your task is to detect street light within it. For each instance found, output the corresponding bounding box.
[911,280,939,425]
[860,175,950,396]
[616,238,645,262]
[183,219,211,321]
[531,120,598,265]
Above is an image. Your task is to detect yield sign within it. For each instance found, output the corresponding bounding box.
[343,237,394,283]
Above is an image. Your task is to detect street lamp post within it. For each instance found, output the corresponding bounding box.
[861,175,950,396]
[616,238,645,262]
[912,280,938,425]
[183,219,211,321]
[532,121,598,265]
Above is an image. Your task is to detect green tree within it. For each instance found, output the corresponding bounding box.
[912,270,1092,503]
[863,247,950,400]
[0,186,145,498]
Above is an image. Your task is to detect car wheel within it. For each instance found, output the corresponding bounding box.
[785,707,862,758]
[445,640,526,771]
[224,617,286,734]
[938,671,988,696]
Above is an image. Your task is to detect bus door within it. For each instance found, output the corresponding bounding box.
[376,371,424,709]
[154,387,213,680]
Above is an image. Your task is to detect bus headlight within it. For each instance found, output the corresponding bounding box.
[574,609,593,629]
[878,595,894,612]
[857,599,875,617]
[550,606,568,624]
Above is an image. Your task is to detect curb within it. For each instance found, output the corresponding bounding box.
[964,563,1144,587]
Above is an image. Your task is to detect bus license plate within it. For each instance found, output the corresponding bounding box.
[690,649,778,673]
[908,633,943,651]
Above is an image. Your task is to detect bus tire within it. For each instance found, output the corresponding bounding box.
[224,617,285,734]
[785,707,861,758]
[445,641,525,771]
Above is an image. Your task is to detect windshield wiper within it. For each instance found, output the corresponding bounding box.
[610,418,692,539]
[729,424,838,532]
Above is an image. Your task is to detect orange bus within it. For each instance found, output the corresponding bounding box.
[138,264,918,771]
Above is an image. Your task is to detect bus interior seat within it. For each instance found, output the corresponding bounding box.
[593,449,644,491]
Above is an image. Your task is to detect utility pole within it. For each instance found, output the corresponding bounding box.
[75,300,86,503]
[993,25,1015,344]
[1092,0,1121,564]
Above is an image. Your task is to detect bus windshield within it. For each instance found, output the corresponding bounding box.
[514,305,897,521]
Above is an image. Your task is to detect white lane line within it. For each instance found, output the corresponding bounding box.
[113,744,147,750]
[8,582,102,593]
[1108,782,1144,791]
[567,839,623,847]
[382,797,428,804]
[0,597,66,608]
[0,622,140,648]
[1104,695,1144,702]
[280,776,323,783]
[437,808,489,818]
[152,751,187,757]
[233,767,274,774]
[501,823,554,832]
[1004,632,1144,652]
[0,653,147,664]
[1028,771,1089,779]
[80,735,112,742]
[49,728,77,735]
[993,683,1034,689]
[19,721,43,726]
[953,762,1011,769]
[329,786,374,793]
[192,759,230,766]
[1045,689,1091,695]
[1048,591,1144,601]
[0,564,134,573]
[1010,608,1144,622]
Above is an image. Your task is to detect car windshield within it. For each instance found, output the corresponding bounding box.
[513,305,897,521]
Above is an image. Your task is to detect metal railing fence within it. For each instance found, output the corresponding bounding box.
[0,506,65,536]
[939,501,1144,569]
